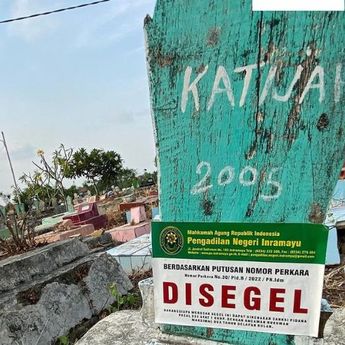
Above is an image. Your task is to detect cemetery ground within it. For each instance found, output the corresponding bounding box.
[0,185,156,345]
[324,264,345,308]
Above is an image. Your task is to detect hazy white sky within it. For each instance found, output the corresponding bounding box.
[0,0,156,194]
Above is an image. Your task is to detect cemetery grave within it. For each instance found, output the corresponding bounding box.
[0,183,160,344]
[107,233,152,274]
[18,185,158,246]
[0,237,134,345]
[105,188,158,242]
[0,186,157,344]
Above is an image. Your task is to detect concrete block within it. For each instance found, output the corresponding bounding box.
[74,307,345,345]
[0,239,89,292]
[106,222,150,243]
[130,206,147,224]
[107,234,152,273]
[36,224,95,243]
[0,251,133,345]
[83,254,133,314]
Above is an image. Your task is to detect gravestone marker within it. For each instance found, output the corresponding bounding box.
[66,196,74,213]
[73,193,79,206]
[52,196,57,209]
[145,0,345,343]
[39,199,45,212]
[33,199,40,212]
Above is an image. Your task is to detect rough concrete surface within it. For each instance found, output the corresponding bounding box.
[0,239,89,292]
[0,282,92,345]
[76,310,228,345]
[76,308,345,345]
[84,253,133,314]
[0,239,133,345]
[322,307,345,345]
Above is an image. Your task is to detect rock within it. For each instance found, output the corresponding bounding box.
[84,253,133,314]
[0,239,133,345]
[322,307,345,345]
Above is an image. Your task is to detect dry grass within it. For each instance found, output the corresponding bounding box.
[323,263,345,307]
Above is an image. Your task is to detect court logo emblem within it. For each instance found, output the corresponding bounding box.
[160,226,183,255]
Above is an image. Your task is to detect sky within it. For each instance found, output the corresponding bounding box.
[0,0,156,194]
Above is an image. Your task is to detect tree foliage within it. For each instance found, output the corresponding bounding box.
[33,145,73,205]
[118,168,137,189]
[17,144,151,206]
[18,171,55,209]
[64,148,124,194]
[138,170,157,187]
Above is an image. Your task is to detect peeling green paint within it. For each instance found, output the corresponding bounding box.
[145,1,345,343]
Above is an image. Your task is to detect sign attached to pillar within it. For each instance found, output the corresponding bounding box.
[145,0,345,343]
[152,222,328,336]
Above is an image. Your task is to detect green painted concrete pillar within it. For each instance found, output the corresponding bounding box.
[145,1,345,343]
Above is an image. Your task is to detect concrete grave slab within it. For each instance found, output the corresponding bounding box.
[0,239,133,345]
[106,222,150,243]
[107,234,152,274]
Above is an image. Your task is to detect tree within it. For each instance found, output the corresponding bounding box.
[32,145,73,206]
[19,171,54,208]
[118,168,137,189]
[64,148,124,195]
[65,184,79,199]
[0,193,38,255]
[138,170,157,187]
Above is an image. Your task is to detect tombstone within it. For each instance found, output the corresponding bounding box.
[89,195,98,203]
[39,200,45,212]
[51,196,57,209]
[114,186,120,193]
[151,207,160,220]
[14,203,25,215]
[73,193,79,206]
[32,199,40,212]
[66,196,74,213]
[0,206,6,231]
[130,206,147,224]
[125,211,131,224]
[145,1,345,344]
